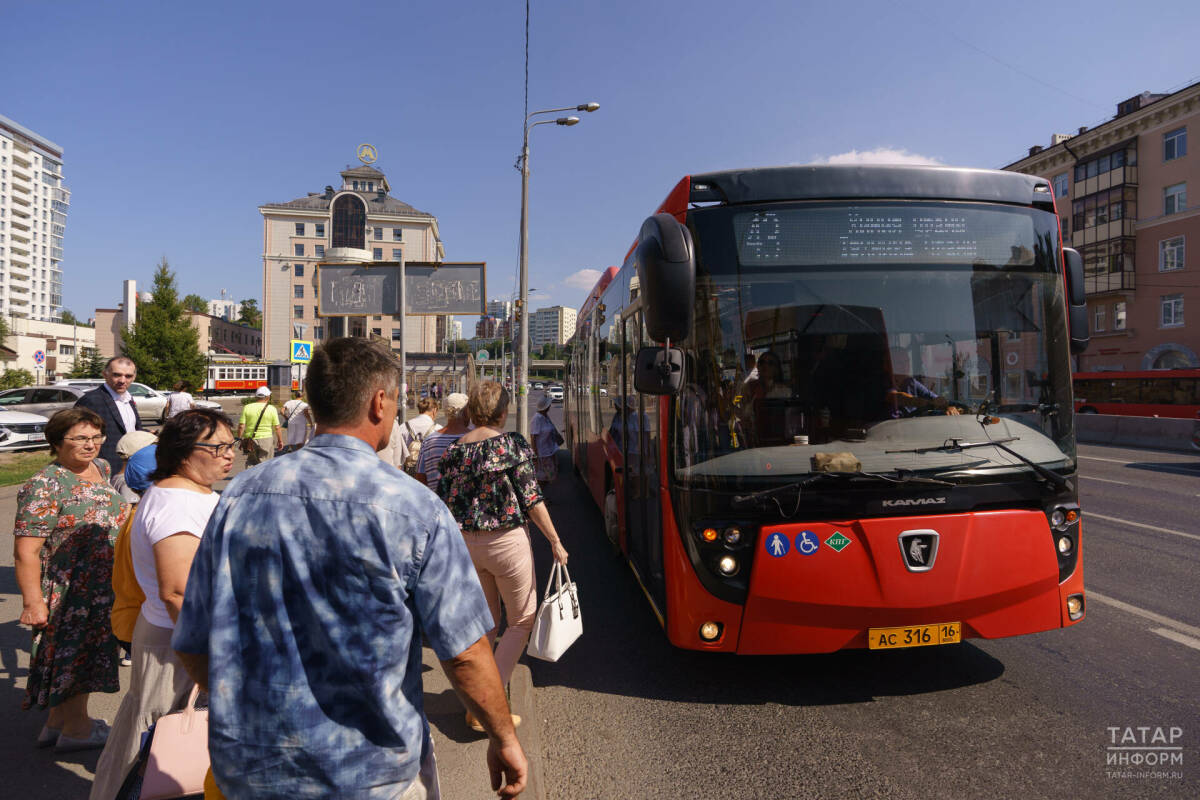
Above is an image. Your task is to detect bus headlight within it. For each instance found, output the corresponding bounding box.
[1066,594,1084,620]
[1050,509,1066,528]
[701,527,719,543]
[1057,535,1073,555]
[716,555,739,576]
[699,621,723,641]
[723,526,743,547]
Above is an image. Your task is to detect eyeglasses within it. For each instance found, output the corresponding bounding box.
[63,435,106,445]
[193,441,237,457]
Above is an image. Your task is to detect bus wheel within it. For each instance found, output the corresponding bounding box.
[1078,406,1098,414]
[604,490,621,554]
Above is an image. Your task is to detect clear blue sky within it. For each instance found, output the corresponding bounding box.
[4,0,1198,326]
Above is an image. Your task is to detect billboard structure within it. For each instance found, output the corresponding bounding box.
[317,262,485,317]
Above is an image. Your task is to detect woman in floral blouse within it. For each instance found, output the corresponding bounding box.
[437,381,568,731]
[14,407,129,752]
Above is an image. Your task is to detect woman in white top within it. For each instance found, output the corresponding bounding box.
[89,408,235,800]
[415,392,470,489]
[281,389,314,453]
[164,380,196,419]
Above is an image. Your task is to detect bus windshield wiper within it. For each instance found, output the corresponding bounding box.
[730,470,954,509]
[886,436,1069,490]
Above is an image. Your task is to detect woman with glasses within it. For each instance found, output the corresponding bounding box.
[14,407,129,752]
[90,408,235,800]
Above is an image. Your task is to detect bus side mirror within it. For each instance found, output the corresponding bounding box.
[635,214,695,343]
[1063,247,1089,354]
[634,346,684,395]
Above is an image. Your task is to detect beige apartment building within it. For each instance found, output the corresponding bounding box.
[1004,81,1200,371]
[258,164,446,362]
[531,305,577,350]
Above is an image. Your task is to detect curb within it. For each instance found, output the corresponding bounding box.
[508,663,546,800]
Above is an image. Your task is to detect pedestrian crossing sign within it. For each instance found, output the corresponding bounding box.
[290,340,313,364]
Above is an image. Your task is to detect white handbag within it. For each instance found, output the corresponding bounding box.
[526,563,582,662]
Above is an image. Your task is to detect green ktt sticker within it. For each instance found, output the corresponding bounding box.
[825,531,852,552]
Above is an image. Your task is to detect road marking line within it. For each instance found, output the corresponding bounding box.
[1150,627,1200,652]
[1088,591,1200,639]
[1078,455,1132,464]
[1085,511,1200,542]
[1079,476,1127,485]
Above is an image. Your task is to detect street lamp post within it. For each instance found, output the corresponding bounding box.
[516,102,599,437]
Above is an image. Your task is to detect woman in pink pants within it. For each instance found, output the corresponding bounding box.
[437,381,568,731]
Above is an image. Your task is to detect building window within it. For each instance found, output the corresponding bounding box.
[1094,305,1106,332]
[1160,236,1185,272]
[1060,215,1070,238]
[294,264,304,277]
[391,330,403,341]
[1114,301,1126,330]
[373,248,383,260]
[1052,173,1068,198]
[1165,128,1187,161]
[353,181,359,190]
[315,244,325,258]
[393,228,403,241]
[294,305,305,319]
[294,243,304,256]
[295,223,305,236]
[1161,294,1184,327]
[315,223,325,238]
[1165,183,1186,215]
[332,194,366,249]
[392,248,402,259]
[294,285,304,298]
[372,328,382,337]
[374,227,383,240]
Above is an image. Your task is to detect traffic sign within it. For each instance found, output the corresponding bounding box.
[33,350,45,365]
[796,530,820,556]
[825,531,852,552]
[477,350,490,362]
[290,340,313,364]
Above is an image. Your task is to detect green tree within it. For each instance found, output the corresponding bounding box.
[0,368,34,390]
[181,293,208,314]
[69,348,105,379]
[238,298,262,330]
[119,258,207,389]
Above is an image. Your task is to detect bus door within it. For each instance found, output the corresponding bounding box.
[621,313,666,608]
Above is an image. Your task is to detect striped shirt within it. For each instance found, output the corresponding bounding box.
[416,431,464,489]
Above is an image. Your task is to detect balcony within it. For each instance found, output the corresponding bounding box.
[9,193,30,208]
[1084,269,1135,296]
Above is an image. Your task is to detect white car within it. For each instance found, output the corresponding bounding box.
[547,386,564,402]
[55,380,221,422]
[0,409,50,451]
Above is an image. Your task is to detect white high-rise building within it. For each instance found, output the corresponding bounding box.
[0,115,68,322]
[530,305,577,349]
[486,299,513,322]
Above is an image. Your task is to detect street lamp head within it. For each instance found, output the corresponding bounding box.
[556,116,581,126]
[577,102,600,112]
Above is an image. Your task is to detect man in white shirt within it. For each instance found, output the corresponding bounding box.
[74,356,144,471]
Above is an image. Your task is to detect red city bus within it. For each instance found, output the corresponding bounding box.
[565,165,1089,654]
[1073,369,1200,418]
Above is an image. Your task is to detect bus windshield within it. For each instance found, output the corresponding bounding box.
[675,201,1075,483]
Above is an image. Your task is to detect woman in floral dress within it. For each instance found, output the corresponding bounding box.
[14,407,129,751]
[437,381,568,732]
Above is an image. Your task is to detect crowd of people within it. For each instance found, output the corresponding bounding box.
[12,344,567,799]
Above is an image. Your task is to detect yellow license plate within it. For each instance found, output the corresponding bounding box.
[868,622,961,650]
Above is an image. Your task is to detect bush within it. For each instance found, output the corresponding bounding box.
[0,368,35,391]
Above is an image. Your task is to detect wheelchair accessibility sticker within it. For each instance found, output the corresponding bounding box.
[795,530,820,556]
[765,531,790,557]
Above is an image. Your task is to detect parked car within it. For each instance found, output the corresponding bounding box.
[0,385,88,417]
[533,382,544,390]
[0,409,50,451]
[55,380,221,423]
[547,385,564,403]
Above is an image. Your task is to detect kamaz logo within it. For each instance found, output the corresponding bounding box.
[881,497,948,508]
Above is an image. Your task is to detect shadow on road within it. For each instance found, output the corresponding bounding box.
[527,456,1006,707]
[1123,461,1200,478]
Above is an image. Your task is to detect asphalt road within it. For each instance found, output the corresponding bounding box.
[526,436,1200,799]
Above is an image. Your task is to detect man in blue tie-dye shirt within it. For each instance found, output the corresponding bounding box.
[173,338,526,799]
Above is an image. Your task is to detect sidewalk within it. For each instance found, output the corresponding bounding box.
[0,414,548,798]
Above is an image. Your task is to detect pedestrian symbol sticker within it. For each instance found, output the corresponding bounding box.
[765,531,790,557]
[825,531,852,552]
[796,530,820,556]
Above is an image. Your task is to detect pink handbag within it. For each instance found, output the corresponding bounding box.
[140,684,209,800]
